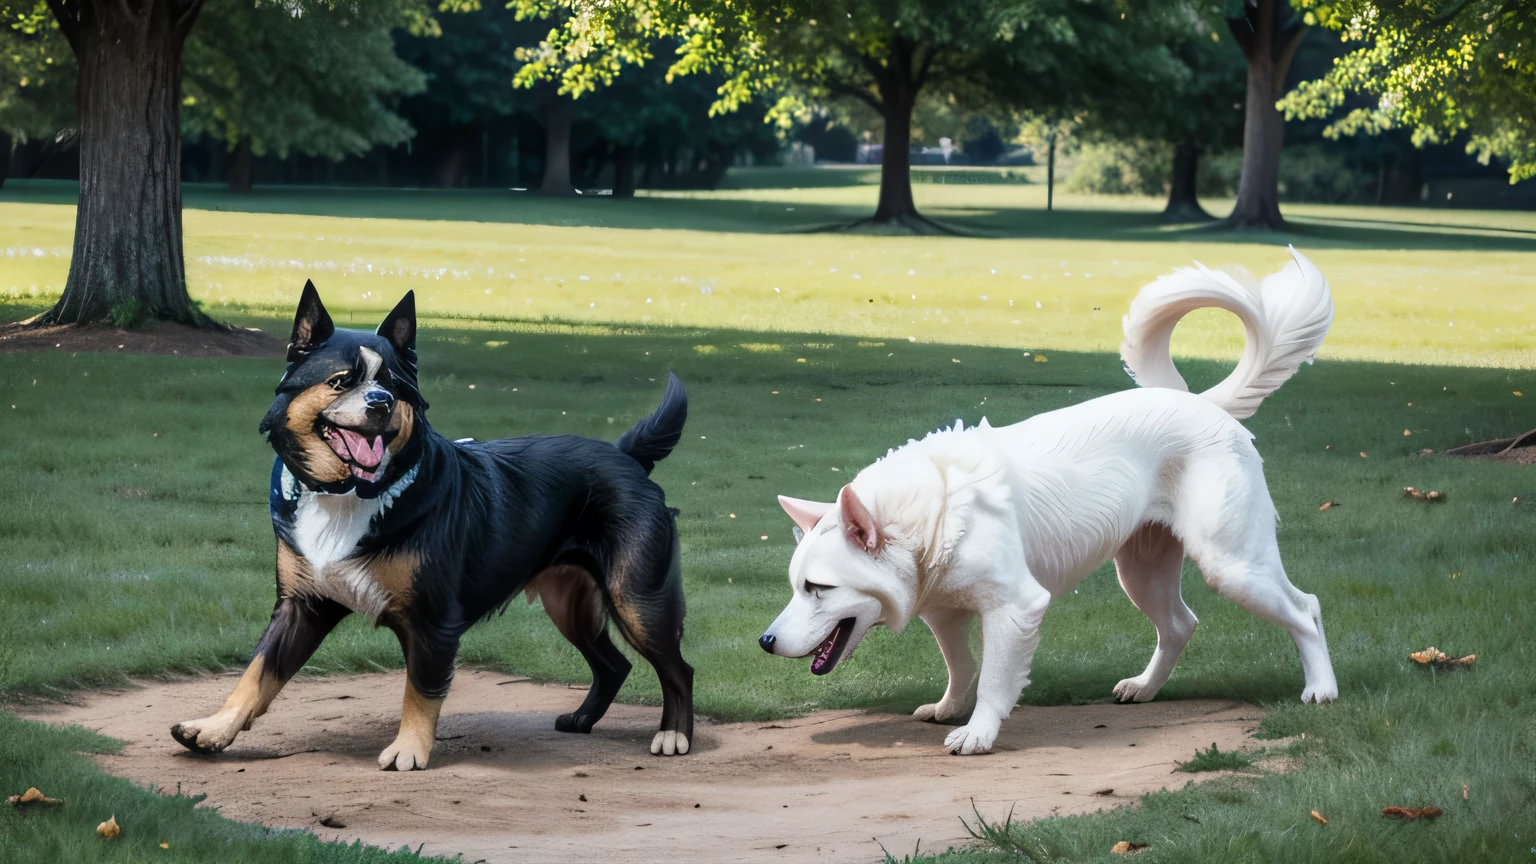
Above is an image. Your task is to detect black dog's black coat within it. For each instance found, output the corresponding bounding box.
[174,284,693,761]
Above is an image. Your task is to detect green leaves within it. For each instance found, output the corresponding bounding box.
[1282,0,1536,183]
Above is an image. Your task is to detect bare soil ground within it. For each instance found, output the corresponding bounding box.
[19,671,1261,863]
[0,321,281,357]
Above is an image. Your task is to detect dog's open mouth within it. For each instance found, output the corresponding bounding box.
[810,617,857,676]
[319,422,389,482]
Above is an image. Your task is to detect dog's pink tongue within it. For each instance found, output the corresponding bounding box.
[337,428,383,468]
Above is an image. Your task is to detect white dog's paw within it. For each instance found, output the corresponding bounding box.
[649,730,690,756]
[913,699,972,724]
[1300,683,1338,705]
[170,711,243,754]
[1112,675,1161,703]
[378,732,433,771]
[944,721,998,755]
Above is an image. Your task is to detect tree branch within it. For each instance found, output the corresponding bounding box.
[174,0,208,40]
[824,78,884,112]
[912,39,937,89]
[43,0,82,56]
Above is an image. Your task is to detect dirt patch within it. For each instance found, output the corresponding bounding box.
[0,320,282,358]
[19,671,1261,863]
[1444,429,1536,465]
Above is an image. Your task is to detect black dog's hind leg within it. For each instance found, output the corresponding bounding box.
[610,538,694,756]
[531,565,633,734]
[380,618,460,771]
[171,595,350,753]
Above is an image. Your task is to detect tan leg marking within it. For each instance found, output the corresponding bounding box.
[378,678,444,771]
[276,540,313,596]
[527,565,604,642]
[170,655,287,753]
[369,550,419,614]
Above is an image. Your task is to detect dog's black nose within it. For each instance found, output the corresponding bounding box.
[364,389,395,418]
[758,634,776,654]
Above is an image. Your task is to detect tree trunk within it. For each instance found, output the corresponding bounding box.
[1046,131,1056,212]
[39,0,205,327]
[541,95,576,196]
[613,143,636,198]
[0,131,10,191]
[873,86,916,222]
[1222,0,1305,231]
[228,137,253,194]
[1163,141,1213,222]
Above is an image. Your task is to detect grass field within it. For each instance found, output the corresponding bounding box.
[2,172,1534,862]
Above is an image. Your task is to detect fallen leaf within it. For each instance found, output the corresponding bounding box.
[1110,841,1149,854]
[7,787,63,806]
[1319,501,1337,511]
[1382,806,1443,821]
[97,815,120,840]
[1360,451,1368,458]
[1408,647,1476,668]
[1403,486,1425,499]
[1420,448,1434,456]
[1311,810,1328,825]
[1033,354,1048,363]
[159,842,170,849]
[1403,429,1412,437]
[1409,647,1448,664]
[1462,783,1469,801]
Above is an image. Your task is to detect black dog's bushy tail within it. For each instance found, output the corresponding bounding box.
[616,372,687,474]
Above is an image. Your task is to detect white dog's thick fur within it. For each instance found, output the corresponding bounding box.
[762,247,1339,755]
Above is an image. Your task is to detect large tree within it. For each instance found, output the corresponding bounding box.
[513,0,1192,233]
[6,0,437,327]
[1220,0,1306,230]
[1074,3,1246,222]
[1281,0,1536,183]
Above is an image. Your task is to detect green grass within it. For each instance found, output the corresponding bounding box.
[2,176,1535,861]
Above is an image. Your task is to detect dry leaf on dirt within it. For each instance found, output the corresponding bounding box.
[1110,841,1150,854]
[1310,810,1328,825]
[96,814,120,839]
[1382,806,1443,821]
[7,787,63,807]
[1408,647,1476,668]
[1319,501,1338,511]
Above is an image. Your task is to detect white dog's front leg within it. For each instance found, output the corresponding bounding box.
[944,598,1048,755]
[914,608,977,724]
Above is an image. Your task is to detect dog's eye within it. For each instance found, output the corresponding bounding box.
[803,581,833,598]
[326,371,354,392]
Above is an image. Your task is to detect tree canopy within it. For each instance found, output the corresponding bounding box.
[1282,0,1536,183]
[182,1,428,167]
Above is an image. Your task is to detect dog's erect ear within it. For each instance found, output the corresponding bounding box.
[838,485,881,553]
[779,495,833,535]
[377,291,417,355]
[288,280,334,363]
[791,525,805,545]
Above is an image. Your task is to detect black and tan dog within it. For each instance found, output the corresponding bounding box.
[171,283,694,769]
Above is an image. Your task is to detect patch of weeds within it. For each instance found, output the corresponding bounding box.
[108,299,144,328]
[1176,742,1257,773]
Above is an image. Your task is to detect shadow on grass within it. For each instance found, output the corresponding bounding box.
[6,178,1536,253]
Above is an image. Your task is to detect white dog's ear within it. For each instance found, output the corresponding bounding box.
[791,525,805,545]
[779,495,833,534]
[838,485,882,552]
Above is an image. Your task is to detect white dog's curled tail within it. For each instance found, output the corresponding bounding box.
[1119,246,1332,420]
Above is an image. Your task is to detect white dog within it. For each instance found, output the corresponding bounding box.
[759,247,1339,755]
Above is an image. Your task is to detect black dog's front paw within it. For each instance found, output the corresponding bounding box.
[555,712,594,734]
